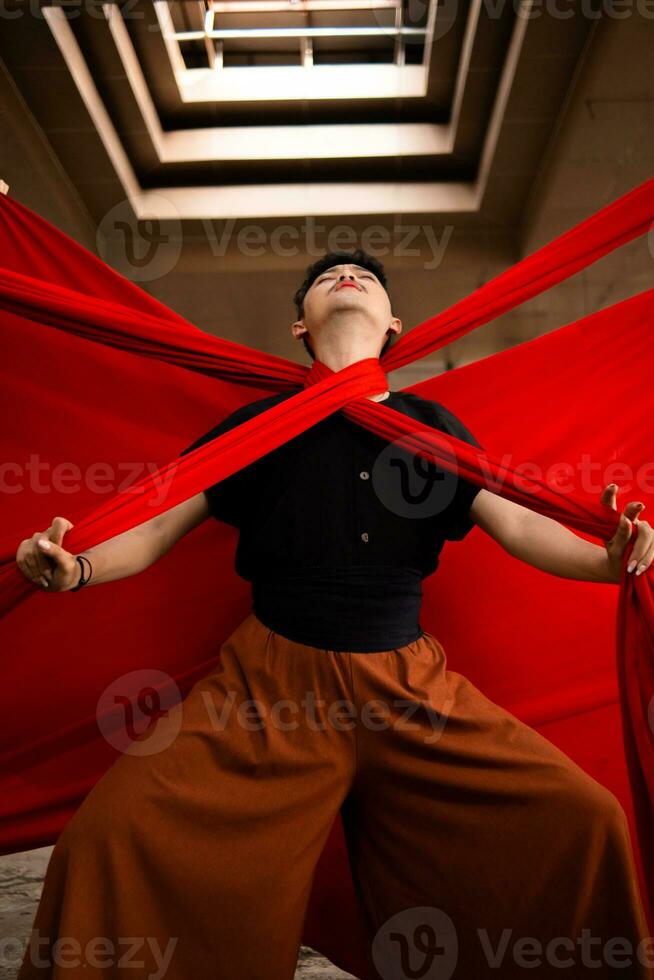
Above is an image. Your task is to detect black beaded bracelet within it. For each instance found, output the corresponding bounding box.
[70,555,93,592]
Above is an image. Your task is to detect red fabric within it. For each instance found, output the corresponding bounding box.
[1,183,653,975]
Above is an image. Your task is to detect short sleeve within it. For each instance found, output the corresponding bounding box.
[179,407,252,528]
[429,402,483,542]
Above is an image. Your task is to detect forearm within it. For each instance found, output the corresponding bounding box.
[505,509,616,584]
[76,522,169,588]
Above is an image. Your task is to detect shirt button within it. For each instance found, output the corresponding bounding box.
[359,471,370,480]
[360,532,369,543]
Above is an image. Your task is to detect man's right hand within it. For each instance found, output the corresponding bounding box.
[15,516,80,592]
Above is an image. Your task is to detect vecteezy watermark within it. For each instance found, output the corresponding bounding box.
[96,669,183,756]
[5,0,652,30]
[371,438,463,520]
[3,446,654,519]
[95,666,455,755]
[370,443,654,520]
[372,907,459,980]
[0,0,148,22]
[93,195,454,281]
[512,0,654,19]
[198,689,455,744]
[371,908,654,978]
[97,194,182,283]
[366,0,654,40]
[477,927,654,970]
[202,217,454,271]
[0,455,178,506]
[11,929,178,980]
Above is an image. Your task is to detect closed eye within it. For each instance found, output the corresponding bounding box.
[317,274,375,283]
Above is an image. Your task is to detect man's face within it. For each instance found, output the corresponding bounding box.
[293,263,401,354]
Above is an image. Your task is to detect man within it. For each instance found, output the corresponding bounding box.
[16,249,654,978]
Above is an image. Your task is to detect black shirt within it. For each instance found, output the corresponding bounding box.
[180,387,483,652]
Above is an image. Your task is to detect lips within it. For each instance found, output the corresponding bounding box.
[336,283,359,291]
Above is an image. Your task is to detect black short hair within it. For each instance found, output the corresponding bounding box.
[292,249,395,361]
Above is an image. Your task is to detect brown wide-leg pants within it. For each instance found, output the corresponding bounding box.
[17,611,654,979]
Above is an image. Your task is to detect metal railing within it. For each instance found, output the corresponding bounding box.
[169,0,429,69]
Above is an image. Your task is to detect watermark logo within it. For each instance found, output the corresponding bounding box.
[372,906,459,979]
[372,439,462,519]
[96,669,183,756]
[97,194,182,283]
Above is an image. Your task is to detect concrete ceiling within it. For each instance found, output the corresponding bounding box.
[0,0,595,229]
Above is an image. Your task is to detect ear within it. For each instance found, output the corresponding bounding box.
[291,319,308,341]
[388,316,402,337]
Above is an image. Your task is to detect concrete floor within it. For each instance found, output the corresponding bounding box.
[0,848,357,979]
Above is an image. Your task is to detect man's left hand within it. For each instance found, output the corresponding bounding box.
[601,483,653,582]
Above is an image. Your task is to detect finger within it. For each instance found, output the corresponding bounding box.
[36,538,70,566]
[49,516,74,548]
[628,523,654,573]
[610,512,633,547]
[600,484,619,510]
[16,540,44,585]
[28,532,53,579]
[25,562,47,589]
[21,551,42,584]
[31,563,53,587]
[33,549,54,579]
[623,500,645,522]
[634,539,654,576]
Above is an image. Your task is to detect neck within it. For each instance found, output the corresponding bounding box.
[311,313,388,373]
[314,347,381,374]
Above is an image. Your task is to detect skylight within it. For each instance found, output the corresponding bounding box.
[154,0,435,100]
